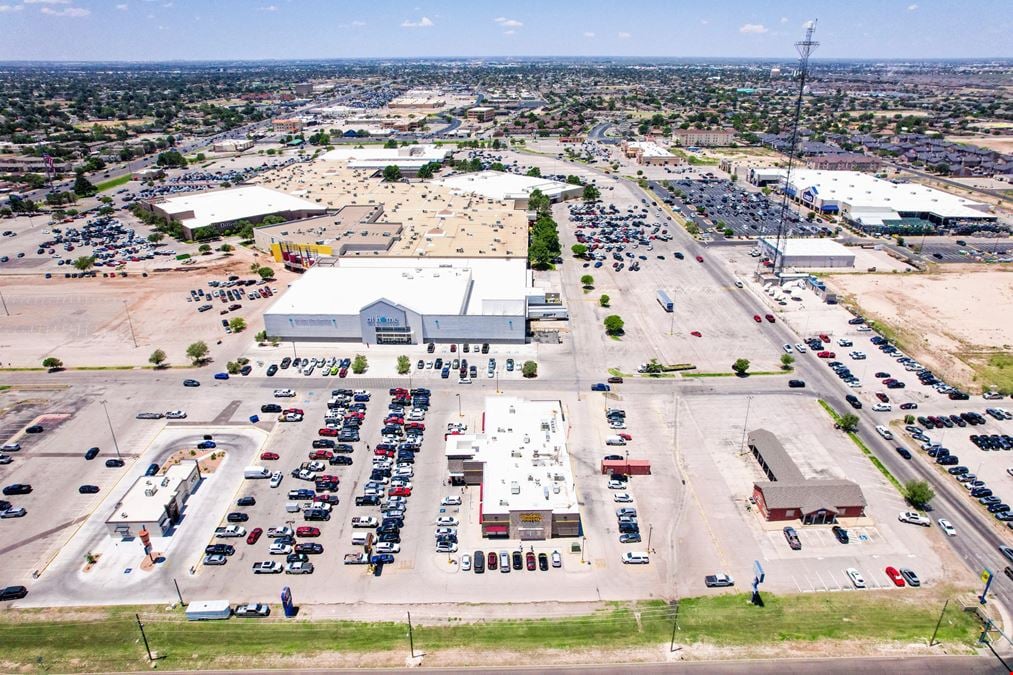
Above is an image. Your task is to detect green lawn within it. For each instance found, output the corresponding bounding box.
[96,174,131,192]
[0,594,981,672]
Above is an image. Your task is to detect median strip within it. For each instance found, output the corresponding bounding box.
[818,399,902,492]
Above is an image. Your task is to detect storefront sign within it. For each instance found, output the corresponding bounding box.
[366,316,400,327]
[519,513,542,523]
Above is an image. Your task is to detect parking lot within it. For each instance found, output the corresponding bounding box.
[915,237,1013,264]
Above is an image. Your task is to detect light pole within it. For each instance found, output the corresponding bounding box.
[739,396,753,453]
[101,400,122,459]
[0,288,8,316]
[647,523,654,553]
[456,393,462,418]
[123,300,138,348]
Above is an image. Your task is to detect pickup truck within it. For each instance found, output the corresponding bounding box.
[343,553,369,565]
[214,525,246,538]
[351,516,379,528]
[267,526,294,538]
[252,561,283,574]
[898,511,931,527]
[704,573,735,588]
[782,527,802,550]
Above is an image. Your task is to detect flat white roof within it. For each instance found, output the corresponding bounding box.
[627,141,675,158]
[154,186,325,230]
[447,397,578,515]
[770,169,993,220]
[321,144,448,164]
[107,463,197,525]
[438,171,579,201]
[760,237,853,257]
[266,257,529,318]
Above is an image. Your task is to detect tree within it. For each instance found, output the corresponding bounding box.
[198,243,212,254]
[396,355,411,375]
[382,165,402,182]
[352,354,368,374]
[73,256,96,271]
[732,358,750,376]
[903,479,935,508]
[583,184,600,201]
[73,173,97,197]
[257,266,275,280]
[839,413,859,432]
[780,353,795,370]
[147,232,165,244]
[580,274,594,289]
[149,349,167,368]
[228,317,247,332]
[384,139,399,149]
[599,294,610,307]
[226,360,240,375]
[186,341,209,365]
[521,360,538,378]
[525,166,541,178]
[156,150,187,168]
[255,330,268,343]
[571,243,588,258]
[604,315,624,335]
[528,238,553,269]
[417,162,437,180]
[42,357,63,371]
[219,243,234,253]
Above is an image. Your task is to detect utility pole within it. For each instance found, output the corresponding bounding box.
[135,613,153,661]
[929,599,949,646]
[101,400,122,459]
[669,601,680,652]
[407,610,415,658]
[172,578,184,605]
[123,300,138,348]
[456,393,462,418]
[0,288,9,316]
[647,523,654,553]
[739,396,753,453]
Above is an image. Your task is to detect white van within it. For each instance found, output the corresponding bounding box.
[621,551,650,565]
[244,466,270,479]
[605,436,627,446]
[351,534,368,546]
[285,502,300,513]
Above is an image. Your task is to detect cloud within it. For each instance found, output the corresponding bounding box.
[338,19,366,28]
[617,31,631,39]
[700,19,708,25]
[494,17,522,28]
[907,3,918,9]
[258,4,278,11]
[401,16,433,28]
[23,0,70,4]
[502,29,515,35]
[582,31,594,38]
[116,2,127,8]
[739,23,768,34]
[780,16,788,23]
[0,3,25,11]
[40,5,90,15]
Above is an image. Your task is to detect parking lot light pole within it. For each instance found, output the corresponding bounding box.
[456,393,462,418]
[647,524,654,553]
[101,400,122,459]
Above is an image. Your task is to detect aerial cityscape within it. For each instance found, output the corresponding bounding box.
[0,1,1012,672]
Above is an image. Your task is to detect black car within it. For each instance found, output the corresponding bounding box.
[237,496,256,506]
[304,509,330,521]
[78,484,100,494]
[511,550,523,570]
[25,425,43,434]
[2,484,32,496]
[84,446,100,460]
[377,532,400,543]
[845,395,863,410]
[183,379,200,387]
[105,458,125,468]
[145,463,159,477]
[832,525,849,544]
[280,357,292,369]
[329,455,353,466]
[205,544,235,556]
[0,586,28,601]
[312,438,335,449]
[295,542,324,554]
[261,403,282,413]
[227,512,249,522]
[266,364,278,377]
[895,447,912,460]
[788,379,806,388]
[474,550,485,574]
[356,495,381,506]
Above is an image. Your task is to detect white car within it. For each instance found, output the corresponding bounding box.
[461,553,472,571]
[621,551,650,565]
[782,344,793,353]
[846,567,866,588]
[269,542,293,555]
[938,518,956,536]
[374,542,400,554]
[613,493,633,503]
[434,527,457,537]
[551,550,562,568]
[436,516,459,527]
[0,443,20,452]
[849,351,867,360]
[607,479,626,489]
[435,541,458,553]
[898,511,931,527]
[164,410,187,419]
[269,471,283,488]
[441,495,462,506]
[273,389,295,398]
[871,402,892,412]
[794,343,807,354]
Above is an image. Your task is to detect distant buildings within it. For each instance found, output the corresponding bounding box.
[211,139,254,153]
[467,106,496,122]
[805,153,880,172]
[438,170,582,208]
[759,237,855,269]
[672,128,736,147]
[0,154,70,175]
[293,82,313,96]
[622,140,683,166]
[272,118,304,134]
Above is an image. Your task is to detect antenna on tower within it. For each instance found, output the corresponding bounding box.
[767,19,819,278]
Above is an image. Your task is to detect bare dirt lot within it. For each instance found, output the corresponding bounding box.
[827,265,1013,392]
[0,247,293,368]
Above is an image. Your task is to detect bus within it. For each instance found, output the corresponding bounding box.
[656,290,674,312]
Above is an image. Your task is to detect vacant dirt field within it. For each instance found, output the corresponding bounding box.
[944,135,1013,155]
[0,247,293,368]
[828,265,1013,393]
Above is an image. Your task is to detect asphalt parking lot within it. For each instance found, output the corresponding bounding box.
[915,237,1013,264]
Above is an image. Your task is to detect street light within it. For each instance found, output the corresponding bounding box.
[456,393,462,418]
[101,400,122,459]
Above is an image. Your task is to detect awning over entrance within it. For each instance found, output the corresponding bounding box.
[483,524,509,535]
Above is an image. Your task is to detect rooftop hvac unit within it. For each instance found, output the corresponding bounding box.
[161,477,170,487]
[144,487,157,497]
[544,486,550,500]
[500,500,509,506]
[553,484,561,494]
[511,482,520,494]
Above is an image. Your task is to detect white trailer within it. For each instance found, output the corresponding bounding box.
[185,600,232,621]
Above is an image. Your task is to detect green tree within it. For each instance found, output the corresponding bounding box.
[186,341,209,365]
[839,413,860,432]
[198,243,212,254]
[73,173,97,197]
[582,184,600,201]
[580,274,594,288]
[521,360,538,378]
[417,162,437,180]
[219,243,234,253]
[528,238,553,269]
[255,330,268,343]
[257,266,275,280]
[148,349,167,368]
[780,353,795,370]
[732,358,750,375]
[384,139,399,149]
[604,315,624,335]
[226,361,240,375]
[147,232,165,244]
[352,354,368,374]
[571,243,588,258]
[396,355,411,375]
[72,256,96,271]
[228,317,247,332]
[599,294,610,307]
[525,166,541,178]
[382,165,402,182]
[42,357,64,371]
[902,479,935,508]
[156,150,187,168]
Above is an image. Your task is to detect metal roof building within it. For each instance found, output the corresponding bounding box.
[758,237,855,269]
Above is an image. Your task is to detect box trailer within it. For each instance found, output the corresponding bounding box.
[601,459,652,476]
[185,600,232,621]
[656,289,674,312]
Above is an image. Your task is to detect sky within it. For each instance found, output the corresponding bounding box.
[0,0,1009,62]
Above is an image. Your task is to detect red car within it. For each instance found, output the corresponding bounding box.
[406,422,425,431]
[389,387,409,396]
[695,255,703,263]
[260,451,280,460]
[296,526,320,538]
[618,432,633,441]
[818,334,830,343]
[817,351,835,359]
[309,450,333,460]
[339,367,348,378]
[314,494,339,505]
[765,314,775,323]
[875,393,890,403]
[346,411,365,420]
[885,566,905,587]
[317,474,340,483]
[246,527,263,545]
[753,314,762,323]
[318,428,338,437]
[374,447,395,457]
[389,486,412,497]
[284,408,304,416]
[690,330,702,337]
[488,551,498,570]
[526,551,536,571]
[384,416,405,425]
[450,344,457,352]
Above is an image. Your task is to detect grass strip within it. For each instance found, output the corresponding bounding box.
[818,399,902,492]
[0,594,980,672]
[96,174,131,192]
